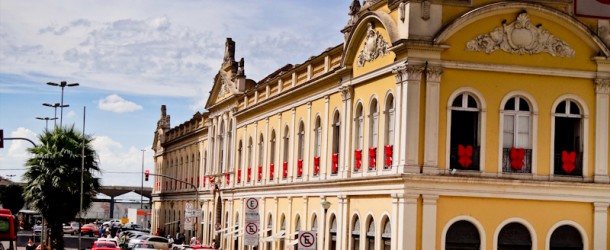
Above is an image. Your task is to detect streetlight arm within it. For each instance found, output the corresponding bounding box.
[4,137,37,147]
[46,82,59,86]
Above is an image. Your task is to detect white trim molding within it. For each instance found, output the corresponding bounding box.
[492,217,538,250]
[440,215,487,250]
[545,220,589,250]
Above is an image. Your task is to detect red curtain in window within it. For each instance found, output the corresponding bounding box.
[297,159,303,177]
[562,150,576,173]
[313,156,320,175]
[332,153,339,173]
[257,166,263,181]
[369,147,376,170]
[247,167,252,182]
[269,164,274,180]
[282,162,288,179]
[354,149,362,170]
[237,169,242,183]
[458,144,473,168]
[510,147,525,170]
[384,145,393,168]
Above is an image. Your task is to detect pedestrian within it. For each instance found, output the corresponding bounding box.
[26,238,37,250]
[119,233,127,250]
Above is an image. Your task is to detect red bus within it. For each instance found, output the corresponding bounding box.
[0,208,16,246]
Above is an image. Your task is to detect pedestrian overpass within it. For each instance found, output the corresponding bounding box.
[96,186,152,218]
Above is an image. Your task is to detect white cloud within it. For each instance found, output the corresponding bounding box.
[0,128,38,182]
[65,110,76,118]
[98,94,143,113]
[91,135,153,186]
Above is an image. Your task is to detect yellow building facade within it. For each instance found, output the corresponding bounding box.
[151,1,610,249]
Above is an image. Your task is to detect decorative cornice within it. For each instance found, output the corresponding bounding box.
[466,12,575,57]
[356,22,390,67]
[595,78,610,94]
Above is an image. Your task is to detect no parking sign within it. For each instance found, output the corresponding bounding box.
[298,231,316,250]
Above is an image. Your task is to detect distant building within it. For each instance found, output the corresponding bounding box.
[151,1,610,249]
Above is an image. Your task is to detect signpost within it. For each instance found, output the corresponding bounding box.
[244,198,259,246]
[184,203,197,231]
[298,231,317,250]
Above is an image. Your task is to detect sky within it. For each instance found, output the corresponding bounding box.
[0,0,348,187]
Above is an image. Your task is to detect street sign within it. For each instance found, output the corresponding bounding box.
[185,203,199,218]
[245,198,259,223]
[244,222,259,246]
[298,231,316,250]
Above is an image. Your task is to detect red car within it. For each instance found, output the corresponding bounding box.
[91,241,118,250]
[80,223,100,236]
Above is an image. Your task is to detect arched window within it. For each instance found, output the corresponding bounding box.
[233,213,240,250]
[314,117,322,176]
[384,94,395,169]
[311,214,318,231]
[369,99,379,170]
[553,99,583,176]
[502,96,533,173]
[298,121,305,160]
[258,135,264,182]
[450,93,481,170]
[381,218,391,250]
[280,215,286,250]
[295,215,301,250]
[549,225,583,250]
[351,216,361,250]
[266,214,273,250]
[354,103,364,172]
[497,222,531,250]
[270,130,276,180]
[445,220,480,250]
[298,121,305,178]
[219,121,225,172]
[248,137,253,182]
[283,126,290,179]
[366,219,375,250]
[329,215,338,250]
[332,112,341,175]
[237,141,243,183]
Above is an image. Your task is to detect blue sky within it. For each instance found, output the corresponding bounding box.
[0,0,347,186]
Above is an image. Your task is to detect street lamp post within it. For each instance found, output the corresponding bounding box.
[321,200,331,250]
[36,117,57,130]
[141,149,146,209]
[42,103,69,128]
[46,81,79,127]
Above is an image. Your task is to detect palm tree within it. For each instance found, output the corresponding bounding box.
[23,125,101,250]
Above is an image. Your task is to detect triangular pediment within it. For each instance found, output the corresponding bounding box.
[205,70,241,109]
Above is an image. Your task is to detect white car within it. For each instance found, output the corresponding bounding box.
[129,235,168,250]
[103,219,121,227]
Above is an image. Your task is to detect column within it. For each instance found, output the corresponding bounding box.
[594,79,610,183]
[287,196,294,244]
[394,194,418,250]
[594,202,609,250]
[422,194,439,250]
[322,96,330,179]
[241,124,247,188]
[259,197,266,246]
[337,195,348,250]
[305,102,312,181]
[341,86,354,178]
[223,114,230,174]
[405,63,424,173]
[392,64,408,173]
[240,198,246,250]
[302,196,308,231]
[273,197,279,250]
[206,118,214,178]
[423,65,443,174]
[319,196,327,250]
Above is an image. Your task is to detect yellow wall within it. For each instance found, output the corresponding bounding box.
[437,196,593,250]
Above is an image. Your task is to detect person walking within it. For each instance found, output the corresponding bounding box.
[119,233,128,250]
[25,238,36,250]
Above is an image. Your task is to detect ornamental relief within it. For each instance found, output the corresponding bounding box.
[466,12,575,57]
[356,22,390,67]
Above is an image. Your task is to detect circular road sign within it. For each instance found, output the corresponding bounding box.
[246,198,259,210]
[299,232,316,247]
[245,223,258,235]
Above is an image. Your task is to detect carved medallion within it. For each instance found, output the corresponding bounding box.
[466,12,575,57]
[357,22,390,67]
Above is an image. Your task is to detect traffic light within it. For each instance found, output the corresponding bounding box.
[144,170,150,181]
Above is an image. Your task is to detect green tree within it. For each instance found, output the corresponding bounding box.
[23,126,100,250]
[0,184,25,215]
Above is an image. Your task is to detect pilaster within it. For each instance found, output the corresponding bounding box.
[594,202,609,250]
[305,102,312,181]
[341,85,354,178]
[423,65,443,174]
[594,79,610,183]
[422,194,439,250]
[290,108,297,181]
[337,195,348,250]
[322,96,330,179]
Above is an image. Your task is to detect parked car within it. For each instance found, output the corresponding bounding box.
[127,234,152,249]
[183,245,215,250]
[133,243,156,250]
[80,223,100,236]
[129,235,168,250]
[63,221,80,235]
[102,219,121,227]
[91,241,118,250]
[96,237,119,247]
